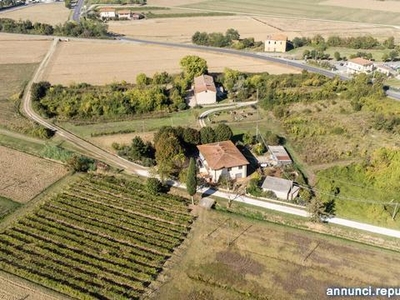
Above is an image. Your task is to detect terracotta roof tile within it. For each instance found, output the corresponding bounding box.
[197,140,249,170]
[194,75,216,94]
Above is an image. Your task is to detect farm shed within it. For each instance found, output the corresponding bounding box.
[268,145,292,166]
[197,140,249,183]
[261,176,299,200]
[193,74,217,105]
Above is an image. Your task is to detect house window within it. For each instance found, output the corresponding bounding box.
[238,166,243,170]
[228,167,232,171]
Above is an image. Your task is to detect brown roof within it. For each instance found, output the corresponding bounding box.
[349,57,373,66]
[197,140,249,170]
[269,146,292,162]
[266,34,288,41]
[194,75,216,94]
[118,10,131,14]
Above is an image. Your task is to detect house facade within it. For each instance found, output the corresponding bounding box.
[193,74,217,105]
[99,8,116,19]
[117,10,132,20]
[265,34,288,53]
[347,57,375,74]
[197,140,249,183]
[261,176,299,200]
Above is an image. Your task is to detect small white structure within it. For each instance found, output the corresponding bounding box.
[197,140,249,183]
[347,57,375,74]
[261,176,300,200]
[117,10,132,19]
[99,8,116,19]
[268,146,292,166]
[265,34,288,53]
[375,64,394,76]
[193,75,217,105]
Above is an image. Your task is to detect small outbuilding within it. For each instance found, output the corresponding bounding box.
[268,145,292,166]
[261,176,299,200]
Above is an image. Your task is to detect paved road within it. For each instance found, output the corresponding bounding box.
[21,38,149,177]
[72,0,85,22]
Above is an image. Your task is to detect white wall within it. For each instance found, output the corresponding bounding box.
[195,90,216,105]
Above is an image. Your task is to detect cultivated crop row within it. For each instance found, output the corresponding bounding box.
[0,175,194,299]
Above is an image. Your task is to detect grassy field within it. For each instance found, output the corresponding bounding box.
[180,0,400,25]
[0,174,194,299]
[0,63,39,133]
[150,206,400,300]
[0,146,68,203]
[0,196,21,221]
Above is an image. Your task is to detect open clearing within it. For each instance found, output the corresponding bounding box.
[0,146,67,203]
[320,0,400,13]
[0,3,70,26]
[151,208,400,299]
[42,40,299,85]
[109,15,400,44]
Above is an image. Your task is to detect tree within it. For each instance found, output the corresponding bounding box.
[334,51,341,61]
[214,123,233,141]
[154,131,184,180]
[136,73,151,86]
[66,155,94,173]
[180,55,208,81]
[389,49,399,61]
[307,198,327,223]
[383,36,395,49]
[183,127,200,145]
[225,28,240,41]
[146,177,163,195]
[186,157,197,205]
[242,132,255,145]
[200,127,216,144]
[31,81,51,102]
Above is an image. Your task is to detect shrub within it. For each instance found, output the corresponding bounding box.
[146,177,163,194]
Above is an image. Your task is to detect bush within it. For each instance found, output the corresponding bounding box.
[146,177,163,194]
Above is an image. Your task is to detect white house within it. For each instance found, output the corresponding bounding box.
[265,34,288,53]
[347,57,375,74]
[117,10,132,20]
[197,140,249,183]
[99,8,116,19]
[375,64,394,76]
[261,176,300,200]
[193,74,217,105]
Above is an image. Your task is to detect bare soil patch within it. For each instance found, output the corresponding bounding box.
[320,0,400,13]
[0,3,70,25]
[42,40,299,85]
[147,0,203,6]
[0,146,67,203]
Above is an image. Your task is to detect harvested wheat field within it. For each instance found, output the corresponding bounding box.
[42,40,299,85]
[320,0,400,13]
[0,2,70,25]
[109,15,400,44]
[0,33,52,64]
[0,146,67,203]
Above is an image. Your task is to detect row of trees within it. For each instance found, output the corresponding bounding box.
[292,34,395,50]
[31,56,210,121]
[0,18,109,38]
[192,28,263,50]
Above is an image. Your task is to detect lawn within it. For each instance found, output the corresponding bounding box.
[0,196,21,221]
[180,0,400,25]
[0,174,194,299]
[151,207,400,300]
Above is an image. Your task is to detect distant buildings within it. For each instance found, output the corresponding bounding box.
[265,34,288,53]
[193,74,217,106]
[197,140,249,183]
[261,176,300,200]
[98,8,144,20]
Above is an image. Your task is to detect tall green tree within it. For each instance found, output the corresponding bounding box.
[186,157,197,205]
[214,123,233,141]
[200,127,216,144]
[154,131,183,180]
[180,55,208,81]
[307,198,327,223]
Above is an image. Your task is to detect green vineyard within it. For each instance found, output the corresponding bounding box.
[0,175,194,299]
